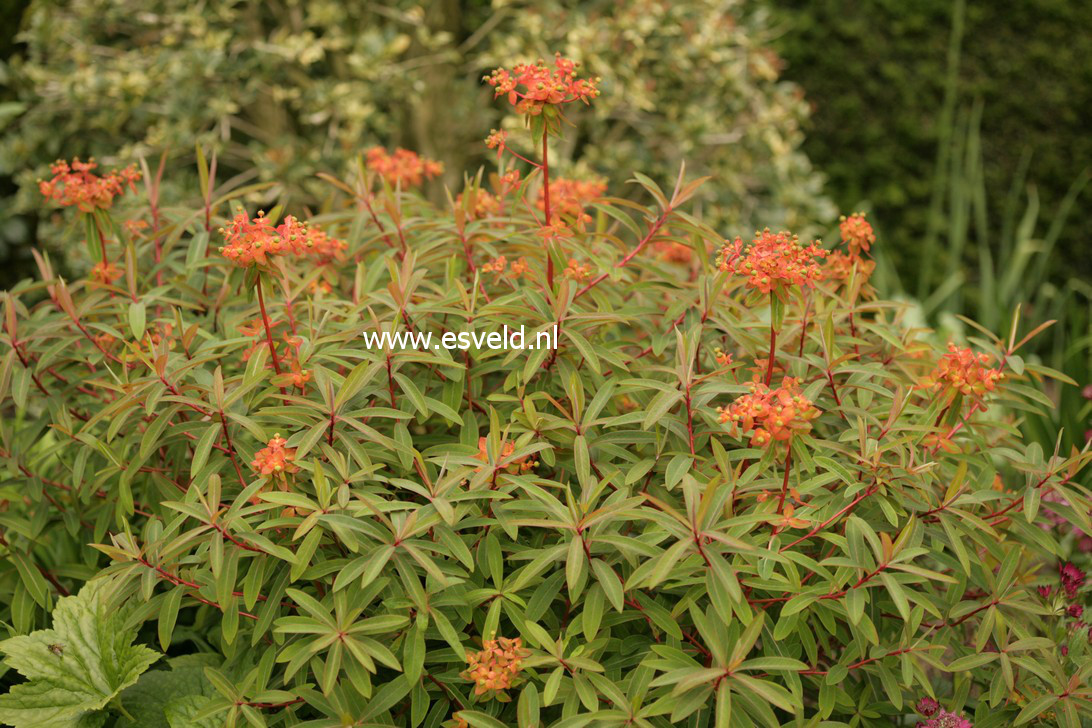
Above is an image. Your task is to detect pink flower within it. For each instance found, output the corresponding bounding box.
[1038,585,1052,599]
[1060,562,1086,600]
[1067,604,1084,619]
[917,709,972,728]
[915,697,940,717]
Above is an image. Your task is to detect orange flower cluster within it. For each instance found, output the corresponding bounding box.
[920,344,1004,399]
[475,437,536,474]
[251,434,299,477]
[123,323,175,361]
[825,212,876,287]
[124,219,149,238]
[717,377,819,447]
[825,250,876,285]
[839,212,875,256]
[717,229,827,296]
[39,158,140,212]
[563,258,592,282]
[485,129,507,159]
[280,333,312,390]
[654,239,693,264]
[219,212,346,267]
[365,147,443,188]
[482,255,530,281]
[456,189,502,220]
[460,637,529,697]
[484,53,601,115]
[538,177,606,225]
[90,261,123,285]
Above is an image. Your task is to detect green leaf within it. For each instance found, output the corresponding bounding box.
[157,587,184,652]
[946,653,998,672]
[1014,694,1058,725]
[128,301,147,341]
[0,582,161,728]
[459,710,509,728]
[118,658,218,728]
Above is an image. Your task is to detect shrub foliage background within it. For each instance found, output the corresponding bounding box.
[0,63,1090,725]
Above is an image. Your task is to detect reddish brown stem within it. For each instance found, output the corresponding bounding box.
[542,134,554,291]
[576,205,673,299]
[256,281,283,377]
[765,323,777,386]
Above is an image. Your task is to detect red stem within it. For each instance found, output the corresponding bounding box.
[256,281,283,377]
[542,134,554,291]
[765,321,777,386]
[576,205,673,299]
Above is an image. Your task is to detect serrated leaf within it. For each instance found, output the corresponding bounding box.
[0,582,161,728]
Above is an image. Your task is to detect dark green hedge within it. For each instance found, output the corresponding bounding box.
[773,0,1092,281]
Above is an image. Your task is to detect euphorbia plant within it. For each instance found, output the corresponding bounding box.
[1,61,1091,728]
[484,54,601,291]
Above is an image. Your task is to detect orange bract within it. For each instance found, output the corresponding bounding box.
[717,377,820,447]
[484,53,600,115]
[474,437,536,474]
[89,261,123,285]
[39,158,140,212]
[839,212,875,256]
[537,177,606,226]
[920,344,1004,399]
[563,258,592,281]
[717,229,826,296]
[824,249,876,286]
[251,434,299,476]
[365,147,443,188]
[460,637,530,698]
[218,212,346,267]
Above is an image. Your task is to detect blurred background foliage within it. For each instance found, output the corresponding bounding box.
[0,0,829,288]
[1,0,1089,453]
[773,0,1092,455]
[775,0,1092,283]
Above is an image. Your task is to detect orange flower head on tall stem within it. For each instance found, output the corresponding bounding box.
[824,250,876,287]
[839,212,876,256]
[484,53,601,115]
[39,158,140,212]
[717,229,826,297]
